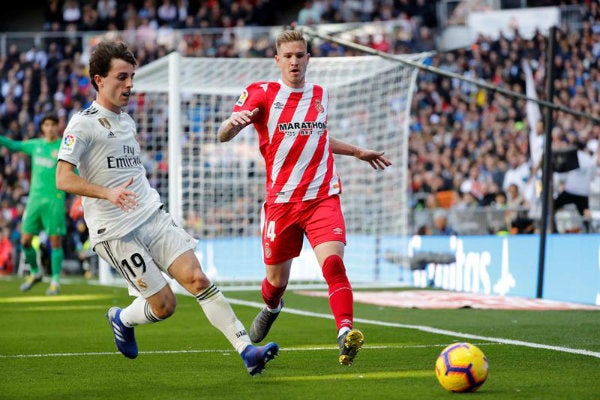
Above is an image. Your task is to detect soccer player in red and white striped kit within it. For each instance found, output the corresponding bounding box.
[218,29,391,366]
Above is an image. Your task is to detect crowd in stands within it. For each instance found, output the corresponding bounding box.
[409,2,600,235]
[1,0,599,275]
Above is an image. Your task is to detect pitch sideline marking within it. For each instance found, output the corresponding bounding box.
[1,300,598,360]
[228,299,600,359]
[0,344,450,359]
[269,370,432,381]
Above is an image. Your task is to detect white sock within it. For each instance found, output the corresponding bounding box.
[338,326,351,339]
[267,301,282,313]
[196,283,252,354]
[119,296,162,327]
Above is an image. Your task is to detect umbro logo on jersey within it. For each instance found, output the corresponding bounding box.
[273,102,285,110]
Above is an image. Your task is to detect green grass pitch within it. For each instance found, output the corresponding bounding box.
[1,275,599,399]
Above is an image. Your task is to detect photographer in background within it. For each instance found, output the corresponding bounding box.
[552,141,600,233]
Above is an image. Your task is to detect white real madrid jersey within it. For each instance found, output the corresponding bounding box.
[58,101,162,247]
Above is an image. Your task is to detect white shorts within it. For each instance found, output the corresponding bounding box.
[94,208,198,298]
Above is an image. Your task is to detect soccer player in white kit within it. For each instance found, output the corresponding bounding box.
[56,40,278,376]
[217,29,391,366]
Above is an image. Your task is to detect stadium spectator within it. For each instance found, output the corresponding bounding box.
[218,29,391,366]
[43,0,63,31]
[502,149,530,194]
[62,0,82,29]
[79,3,100,31]
[505,182,534,234]
[157,0,179,27]
[0,224,13,274]
[453,191,481,210]
[297,0,322,26]
[250,0,277,27]
[447,0,492,26]
[431,209,457,236]
[96,0,118,30]
[138,0,158,24]
[55,39,278,375]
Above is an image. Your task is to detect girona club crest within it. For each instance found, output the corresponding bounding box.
[314,100,324,113]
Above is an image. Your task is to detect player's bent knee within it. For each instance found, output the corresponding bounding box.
[149,286,178,318]
[191,275,213,293]
[175,267,212,294]
[150,298,176,319]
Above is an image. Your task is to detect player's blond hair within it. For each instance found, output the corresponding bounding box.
[275,30,307,54]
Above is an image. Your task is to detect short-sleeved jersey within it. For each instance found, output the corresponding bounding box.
[58,101,162,247]
[558,150,597,196]
[0,136,64,203]
[233,80,341,204]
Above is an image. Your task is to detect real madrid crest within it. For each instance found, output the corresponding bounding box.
[98,117,112,130]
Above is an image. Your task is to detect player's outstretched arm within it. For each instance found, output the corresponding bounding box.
[217,108,259,142]
[56,160,138,212]
[329,137,392,171]
[0,135,24,152]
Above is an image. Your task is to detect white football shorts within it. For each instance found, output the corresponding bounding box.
[94,207,198,298]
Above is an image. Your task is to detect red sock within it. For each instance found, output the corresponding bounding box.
[262,278,286,309]
[322,255,353,330]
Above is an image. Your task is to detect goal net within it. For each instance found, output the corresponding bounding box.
[112,52,426,286]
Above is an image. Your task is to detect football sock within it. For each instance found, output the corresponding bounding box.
[196,283,251,353]
[338,326,351,338]
[120,296,162,327]
[23,245,40,275]
[322,255,354,331]
[261,277,286,310]
[50,247,63,284]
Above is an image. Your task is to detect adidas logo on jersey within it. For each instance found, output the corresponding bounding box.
[80,106,99,115]
[98,117,116,138]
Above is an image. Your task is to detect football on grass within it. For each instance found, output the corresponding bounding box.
[435,342,489,392]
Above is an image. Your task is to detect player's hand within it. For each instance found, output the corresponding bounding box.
[357,150,392,170]
[228,108,259,133]
[107,177,138,212]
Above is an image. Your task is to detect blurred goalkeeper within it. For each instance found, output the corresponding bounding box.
[56,40,278,375]
[0,113,65,296]
[218,29,391,366]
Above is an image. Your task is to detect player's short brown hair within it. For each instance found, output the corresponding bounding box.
[275,30,307,54]
[89,40,137,91]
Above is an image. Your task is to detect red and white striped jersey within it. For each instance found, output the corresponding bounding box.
[233,80,341,204]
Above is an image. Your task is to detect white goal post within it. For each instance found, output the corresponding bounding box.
[99,51,427,286]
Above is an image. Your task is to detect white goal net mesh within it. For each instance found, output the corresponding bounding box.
[127,53,426,284]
